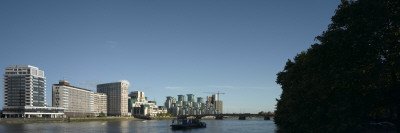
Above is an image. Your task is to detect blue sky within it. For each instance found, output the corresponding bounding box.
[0,0,340,113]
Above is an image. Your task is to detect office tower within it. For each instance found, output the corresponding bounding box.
[3,65,64,118]
[52,80,107,117]
[97,80,130,116]
[187,94,195,102]
[4,65,46,107]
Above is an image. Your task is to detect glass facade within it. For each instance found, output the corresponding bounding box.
[32,77,45,106]
[187,94,195,102]
[5,75,26,106]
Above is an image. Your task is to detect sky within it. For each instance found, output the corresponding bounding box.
[0,0,341,113]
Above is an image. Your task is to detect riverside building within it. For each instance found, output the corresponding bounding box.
[164,94,222,116]
[3,65,64,118]
[128,91,167,117]
[210,94,223,114]
[93,93,107,116]
[52,80,107,117]
[97,81,130,116]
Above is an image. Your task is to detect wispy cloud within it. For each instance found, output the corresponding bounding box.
[207,85,268,90]
[165,85,268,91]
[80,79,103,88]
[106,40,119,48]
[245,87,267,90]
[135,87,152,90]
[165,86,185,90]
[138,87,151,90]
[208,85,235,89]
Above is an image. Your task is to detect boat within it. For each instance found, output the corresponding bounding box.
[170,118,206,130]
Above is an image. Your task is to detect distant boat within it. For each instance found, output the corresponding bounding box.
[170,118,206,130]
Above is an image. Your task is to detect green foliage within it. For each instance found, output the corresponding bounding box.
[99,112,106,117]
[275,0,400,132]
[157,113,172,117]
[258,111,266,115]
[258,111,274,115]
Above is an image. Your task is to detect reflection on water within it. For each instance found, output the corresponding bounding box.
[0,118,277,133]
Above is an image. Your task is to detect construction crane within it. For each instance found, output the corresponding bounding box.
[203,91,226,100]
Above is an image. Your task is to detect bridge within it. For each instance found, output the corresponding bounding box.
[177,113,273,120]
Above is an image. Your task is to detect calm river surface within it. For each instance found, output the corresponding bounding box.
[0,118,277,133]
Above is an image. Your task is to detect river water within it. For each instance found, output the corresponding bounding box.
[0,118,277,133]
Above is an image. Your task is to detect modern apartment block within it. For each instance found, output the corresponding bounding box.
[165,96,176,113]
[215,100,223,114]
[97,80,130,116]
[187,94,195,102]
[212,94,223,114]
[52,80,107,117]
[93,93,107,116]
[3,65,64,118]
[164,94,222,116]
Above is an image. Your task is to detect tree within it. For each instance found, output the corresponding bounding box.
[157,113,171,117]
[258,111,266,115]
[99,111,106,117]
[275,0,400,132]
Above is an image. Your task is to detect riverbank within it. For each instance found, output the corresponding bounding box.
[0,117,142,124]
[149,117,175,120]
[0,116,269,124]
[0,117,277,133]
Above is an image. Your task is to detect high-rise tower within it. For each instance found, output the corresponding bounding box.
[187,94,195,102]
[4,65,46,107]
[197,97,204,103]
[177,95,186,102]
[3,65,64,118]
[97,80,130,116]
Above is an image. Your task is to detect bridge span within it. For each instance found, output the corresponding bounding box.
[177,113,273,120]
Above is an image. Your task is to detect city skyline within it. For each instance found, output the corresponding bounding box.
[0,1,341,113]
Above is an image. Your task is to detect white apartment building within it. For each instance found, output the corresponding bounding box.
[93,93,107,116]
[52,80,107,117]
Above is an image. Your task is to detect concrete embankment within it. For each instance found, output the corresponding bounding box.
[0,117,141,124]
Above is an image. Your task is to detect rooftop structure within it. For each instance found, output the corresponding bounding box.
[187,94,195,103]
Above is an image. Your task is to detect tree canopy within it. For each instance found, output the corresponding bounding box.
[275,0,400,132]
